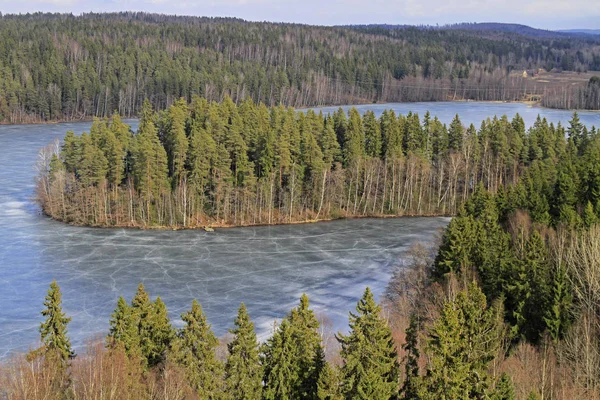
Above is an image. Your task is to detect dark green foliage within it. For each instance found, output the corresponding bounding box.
[491,373,516,400]
[130,284,174,368]
[3,13,598,123]
[225,303,262,399]
[38,281,74,362]
[338,287,400,400]
[107,296,140,357]
[420,283,503,400]
[262,319,298,400]
[262,294,323,399]
[315,346,341,400]
[448,114,463,152]
[170,299,223,397]
[401,313,422,400]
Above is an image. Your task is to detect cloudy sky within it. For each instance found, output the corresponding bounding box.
[0,0,598,30]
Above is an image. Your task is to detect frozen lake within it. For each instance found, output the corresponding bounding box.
[0,102,598,358]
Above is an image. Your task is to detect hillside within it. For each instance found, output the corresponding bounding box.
[0,12,599,123]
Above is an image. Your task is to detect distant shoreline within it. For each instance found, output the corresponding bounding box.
[2,99,597,126]
[43,212,452,232]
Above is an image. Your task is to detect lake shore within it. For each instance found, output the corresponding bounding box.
[43,210,452,231]
[4,98,596,126]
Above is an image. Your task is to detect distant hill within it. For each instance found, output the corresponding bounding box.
[443,23,570,38]
[347,22,597,40]
[558,29,600,36]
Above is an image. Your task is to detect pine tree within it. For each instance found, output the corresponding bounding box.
[78,132,108,186]
[187,122,215,196]
[544,262,572,342]
[225,303,262,399]
[62,130,81,174]
[432,211,478,280]
[338,287,399,400]
[38,281,74,362]
[583,201,598,227]
[34,281,74,400]
[170,299,223,398]
[364,110,382,158]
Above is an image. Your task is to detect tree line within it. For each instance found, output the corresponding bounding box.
[1,12,600,123]
[36,96,598,230]
[2,278,520,399]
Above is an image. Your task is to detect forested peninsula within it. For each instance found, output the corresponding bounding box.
[1,12,600,124]
[37,95,598,229]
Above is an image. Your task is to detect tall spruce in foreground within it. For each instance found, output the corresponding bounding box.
[420,282,503,399]
[262,294,323,399]
[225,303,262,399]
[170,299,223,398]
[262,319,298,400]
[288,294,323,399]
[107,296,140,357]
[33,281,74,398]
[401,313,422,399]
[337,287,399,400]
[38,281,74,362]
[130,283,174,368]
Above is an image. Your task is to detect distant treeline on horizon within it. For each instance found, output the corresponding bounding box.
[0,12,599,124]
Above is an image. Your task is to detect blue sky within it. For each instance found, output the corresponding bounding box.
[0,0,598,30]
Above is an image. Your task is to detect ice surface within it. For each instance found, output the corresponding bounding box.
[0,102,598,359]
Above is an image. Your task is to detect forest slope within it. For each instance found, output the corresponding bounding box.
[1,12,600,123]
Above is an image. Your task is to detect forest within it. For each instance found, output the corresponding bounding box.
[1,12,600,124]
[36,95,599,231]
[7,162,600,398]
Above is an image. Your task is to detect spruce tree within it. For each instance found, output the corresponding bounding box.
[107,296,140,357]
[448,114,464,152]
[35,281,74,400]
[491,373,516,400]
[164,98,189,186]
[337,287,399,400]
[343,108,365,166]
[401,313,422,399]
[225,303,262,399]
[130,283,173,368]
[170,299,223,398]
[316,346,341,400]
[39,281,74,362]
[420,283,502,400]
[262,319,298,400]
[288,294,323,399]
[150,297,175,367]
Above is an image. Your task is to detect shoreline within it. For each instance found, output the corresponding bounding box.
[43,211,453,231]
[4,99,598,126]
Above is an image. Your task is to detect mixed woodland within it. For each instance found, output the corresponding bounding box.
[37,96,599,230]
[1,12,600,124]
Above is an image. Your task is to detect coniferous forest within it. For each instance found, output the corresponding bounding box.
[1,12,600,124]
[5,10,600,400]
[36,95,599,230]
